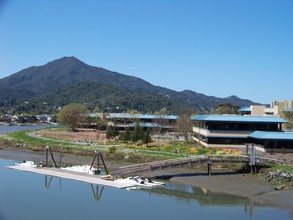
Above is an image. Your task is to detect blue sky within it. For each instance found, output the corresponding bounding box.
[0,0,292,104]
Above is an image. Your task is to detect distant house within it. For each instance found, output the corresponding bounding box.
[0,114,12,123]
[238,105,279,116]
[238,101,293,117]
[191,114,293,152]
[106,113,178,132]
[16,116,37,124]
[35,115,57,124]
[271,100,293,112]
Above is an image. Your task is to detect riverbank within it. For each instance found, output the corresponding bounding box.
[1,148,293,211]
[171,173,293,210]
[140,167,293,211]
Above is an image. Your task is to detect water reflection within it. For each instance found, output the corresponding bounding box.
[142,182,256,217]
[90,184,104,202]
[44,176,104,203]
[43,174,256,217]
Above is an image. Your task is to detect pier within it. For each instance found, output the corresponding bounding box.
[7,165,134,189]
[112,154,284,177]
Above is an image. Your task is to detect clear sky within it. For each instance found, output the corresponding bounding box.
[0,0,292,104]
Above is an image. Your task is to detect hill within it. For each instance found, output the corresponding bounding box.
[0,56,258,114]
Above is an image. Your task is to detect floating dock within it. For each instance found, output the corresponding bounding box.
[7,165,135,189]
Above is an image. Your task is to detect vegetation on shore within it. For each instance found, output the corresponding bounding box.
[0,127,243,164]
[1,127,292,180]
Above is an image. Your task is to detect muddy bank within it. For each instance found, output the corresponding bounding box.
[170,173,293,211]
[135,165,293,211]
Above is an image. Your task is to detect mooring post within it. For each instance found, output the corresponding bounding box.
[250,144,256,175]
[45,146,49,166]
[59,147,63,168]
[97,153,100,171]
[245,144,249,171]
[207,161,212,176]
[89,151,109,175]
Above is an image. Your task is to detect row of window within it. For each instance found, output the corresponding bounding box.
[195,135,293,149]
[193,122,280,131]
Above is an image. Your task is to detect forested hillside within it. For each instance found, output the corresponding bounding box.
[0,57,258,114]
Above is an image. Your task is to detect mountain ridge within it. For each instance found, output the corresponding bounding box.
[0,56,259,114]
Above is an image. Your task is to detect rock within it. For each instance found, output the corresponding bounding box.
[273,170,282,177]
[274,184,286,190]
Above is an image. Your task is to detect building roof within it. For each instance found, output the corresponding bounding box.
[107,113,178,120]
[249,131,293,140]
[191,115,288,124]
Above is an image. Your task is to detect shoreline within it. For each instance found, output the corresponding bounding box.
[1,148,293,211]
[171,173,293,211]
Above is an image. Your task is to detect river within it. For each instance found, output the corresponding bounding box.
[0,125,50,134]
[0,126,292,220]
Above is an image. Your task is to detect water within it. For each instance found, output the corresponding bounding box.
[0,159,292,220]
[0,125,49,134]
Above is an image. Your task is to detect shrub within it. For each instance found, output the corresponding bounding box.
[108,146,117,154]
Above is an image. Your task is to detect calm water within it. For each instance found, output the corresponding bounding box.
[0,125,49,134]
[0,159,292,220]
[0,126,292,220]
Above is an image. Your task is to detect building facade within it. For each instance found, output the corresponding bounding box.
[106,113,178,132]
[270,100,293,112]
[191,115,291,151]
[238,105,279,116]
[249,131,293,151]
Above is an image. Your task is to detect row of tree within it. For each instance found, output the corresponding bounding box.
[106,124,152,145]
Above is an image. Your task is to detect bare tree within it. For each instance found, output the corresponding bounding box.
[175,109,193,142]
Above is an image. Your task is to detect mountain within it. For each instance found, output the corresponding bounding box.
[0,56,258,114]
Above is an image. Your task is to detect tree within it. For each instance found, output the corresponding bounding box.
[93,106,102,113]
[280,111,293,130]
[106,126,119,141]
[131,123,143,143]
[142,129,152,146]
[57,103,88,131]
[153,117,164,140]
[119,128,131,142]
[214,102,240,114]
[175,109,193,142]
[154,107,169,115]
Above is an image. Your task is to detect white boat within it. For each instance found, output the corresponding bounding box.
[115,176,165,188]
[15,160,36,167]
[60,165,98,175]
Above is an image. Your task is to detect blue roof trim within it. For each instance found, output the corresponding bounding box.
[249,131,293,140]
[201,135,249,139]
[108,113,178,120]
[191,115,287,123]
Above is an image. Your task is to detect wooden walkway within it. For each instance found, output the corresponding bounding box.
[112,154,284,177]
